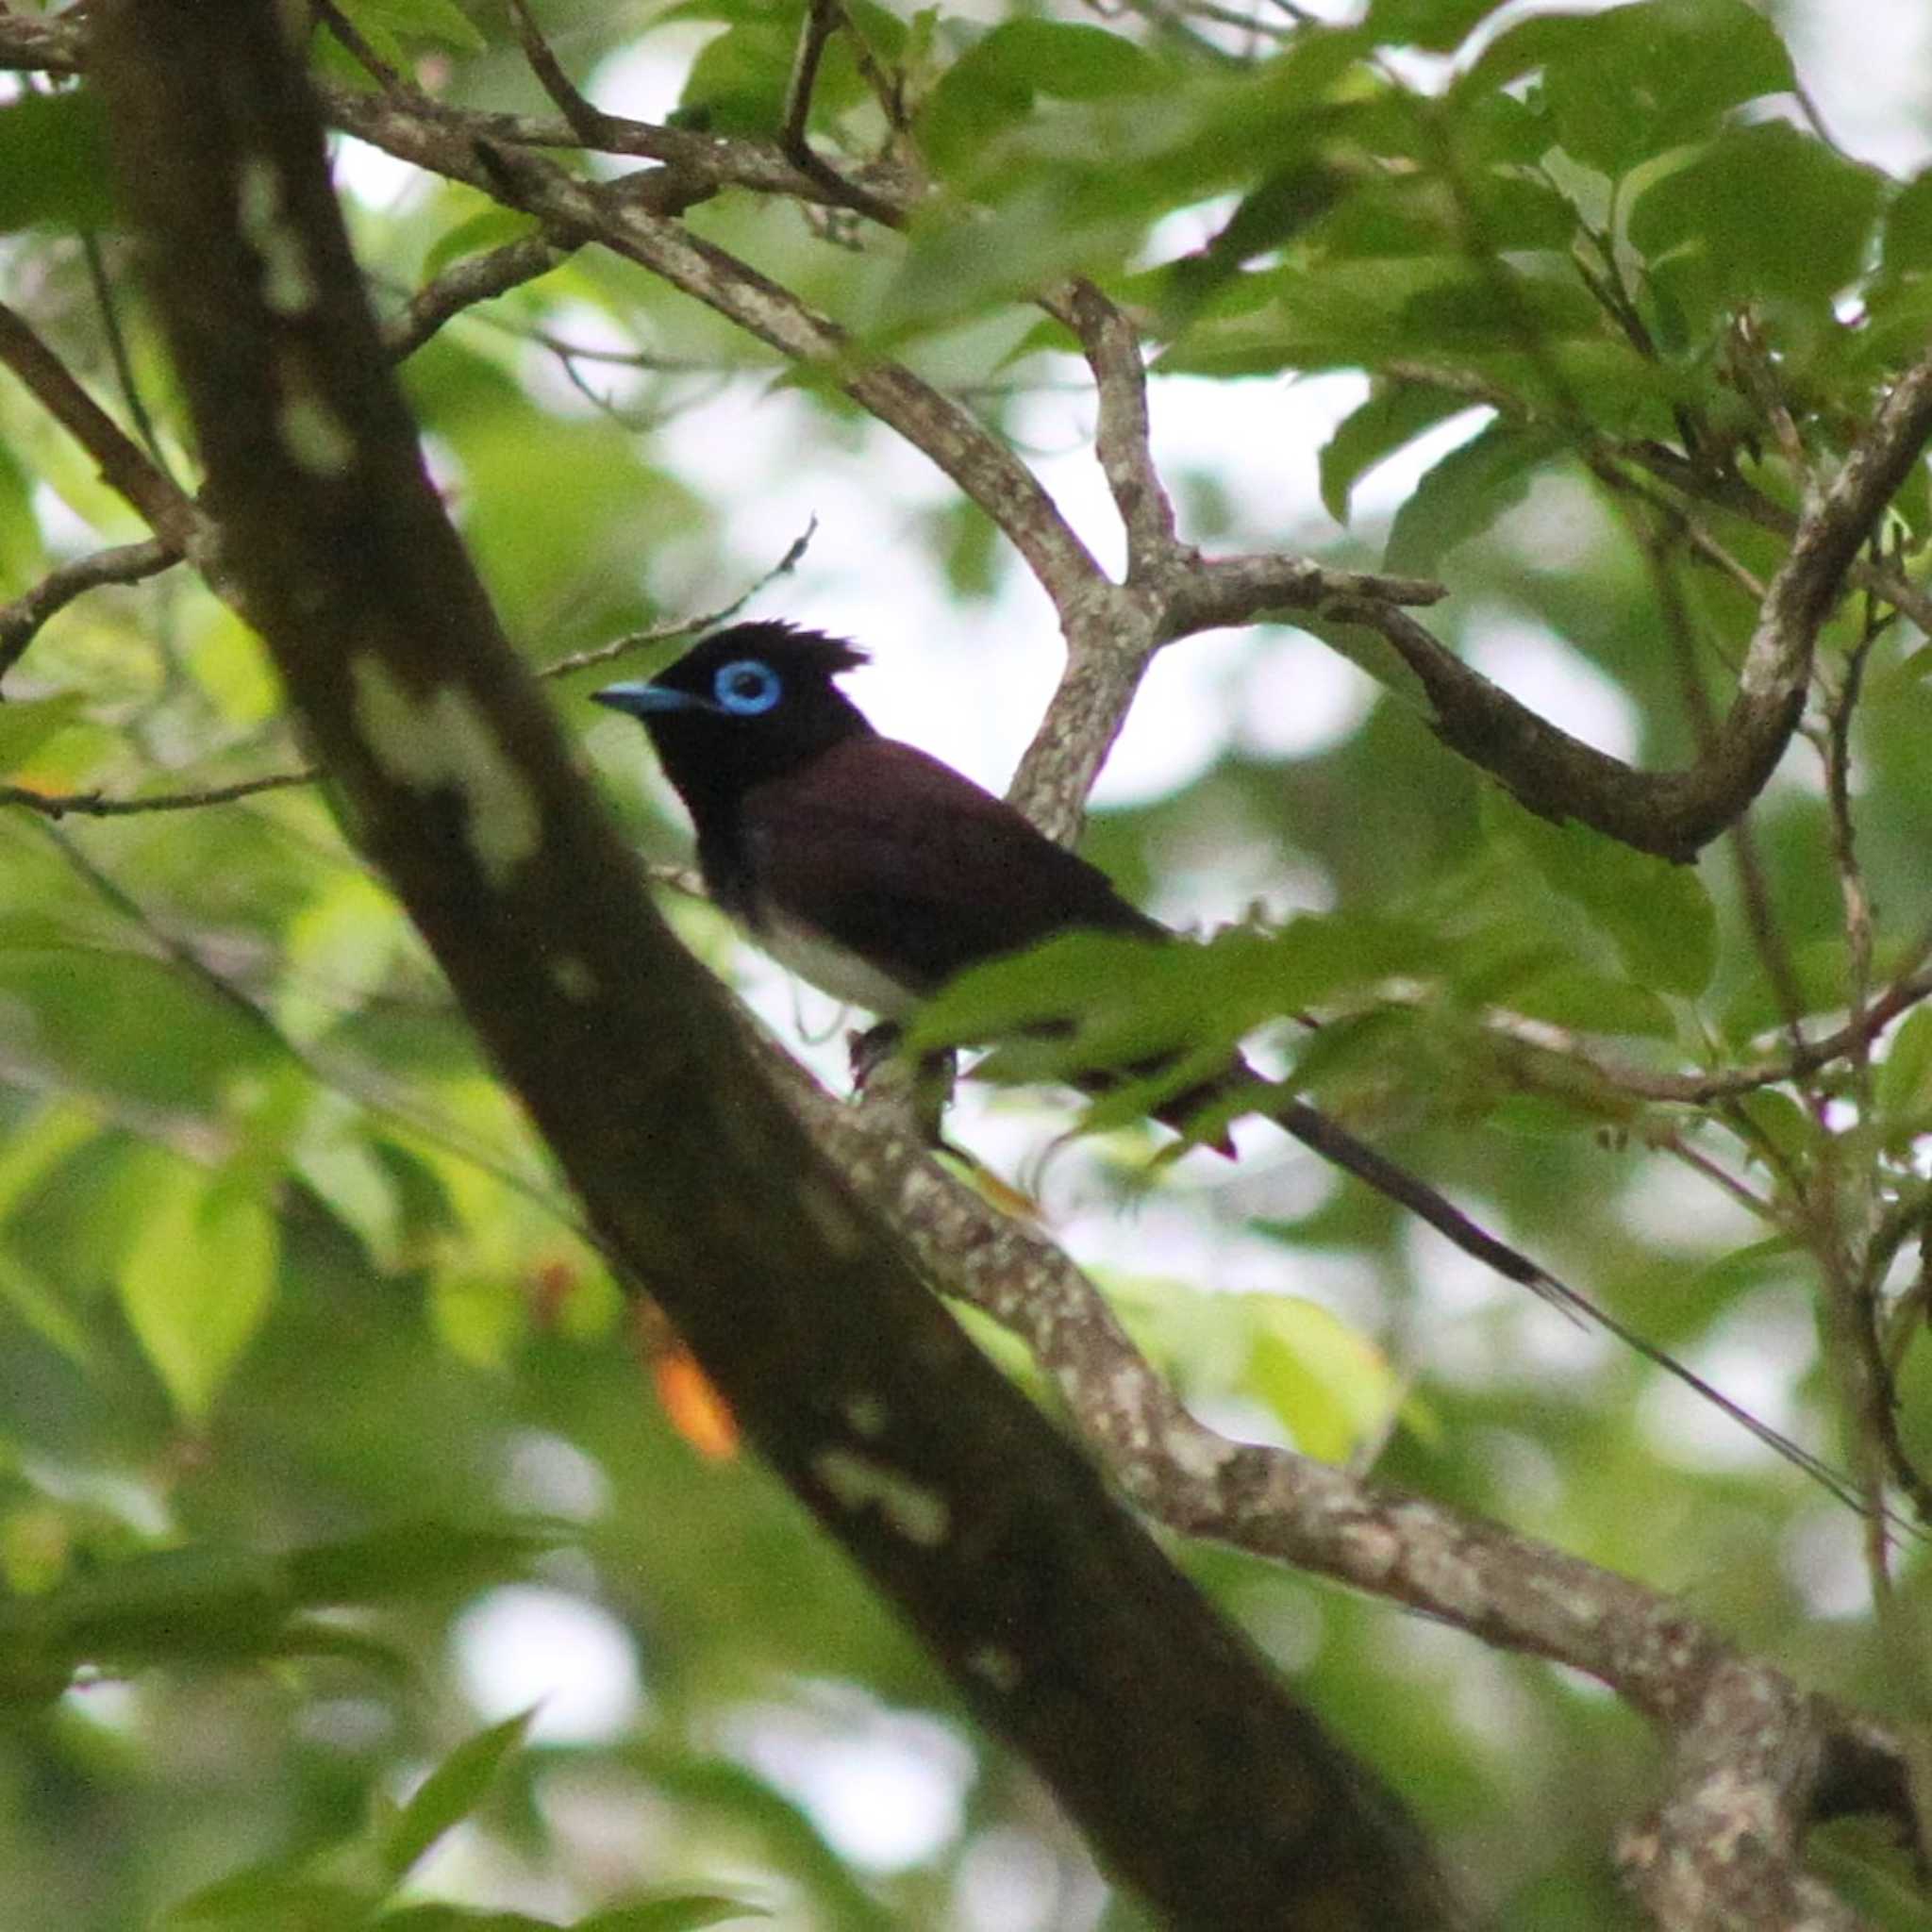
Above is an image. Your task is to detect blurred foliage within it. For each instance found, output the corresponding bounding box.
[1,0,1931,1924]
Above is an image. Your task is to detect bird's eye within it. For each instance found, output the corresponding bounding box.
[713,659,782,716]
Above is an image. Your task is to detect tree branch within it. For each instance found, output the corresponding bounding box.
[0,535,175,679]
[0,300,206,559]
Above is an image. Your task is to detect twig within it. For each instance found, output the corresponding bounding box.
[0,300,204,556]
[80,232,175,484]
[539,517,819,677]
[0,536,175,680]
[380,228,566,360]
[1823,628,1881,1104]
[777,0,905,229]
[311,0,410,95]
[0,771,316,818]
[504,0,624,148]
[1651,1128,1780,1226]
[1364,957,1932,1108]
[1067,277,1176,572]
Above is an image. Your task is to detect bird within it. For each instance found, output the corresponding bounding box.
[591,619,1241,1150]
[592,619,1896,1524]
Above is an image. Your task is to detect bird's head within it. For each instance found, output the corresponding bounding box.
[592,621,874,801]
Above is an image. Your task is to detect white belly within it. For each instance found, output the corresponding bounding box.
[756,908,918,1018]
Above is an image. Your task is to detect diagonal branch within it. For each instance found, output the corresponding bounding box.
[1067,277,1176,572]
[0,300,206,558]
[0,536,175,679]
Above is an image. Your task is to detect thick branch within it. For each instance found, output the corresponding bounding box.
[1334,355,1932,861]
[92,9,1457,1928]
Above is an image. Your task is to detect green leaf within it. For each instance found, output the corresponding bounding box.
[1877,1007,1932,1129]
[881,187,1141,333]
[0,436,42,589]
[0,91,114,233]
[0,1098,100,1223]
[1629,123,1884,331]
[336,0,487,55]
[1880,168,1932,279]
[167,1867,375,1927]
[1484,793,1716,997]
[1160,165,1349,323]
[0,1245,94,1367]
[380,1708,536,1882]
[1504,967,1677,1040]
[422,208,547,284]
[0,693,87,776]
[117,1164,277,1423]
[1461,0,1795,178]
[1384,418,1567,573]
[575,1898,774,1931]
[1162,254,1600,382]
[909,932,1174,1053]
[913,916,1441,1069]
[675,15,798,138]
[1365,0,1514,53]
[285,1520,558,1607]
[0,946,286,1112]
[1729,1090,1818,1172]
[919,20,1163,177]
[1320,384,1476,524]
[7,1545,291,1671]
[378,1909,561,1930]
[1241,1294,1404,1463]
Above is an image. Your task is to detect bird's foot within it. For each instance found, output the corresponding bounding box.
[847,1020,902,1091]
[848,1024,958,1149]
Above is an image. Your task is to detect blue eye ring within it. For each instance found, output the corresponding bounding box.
[713,658,782,716]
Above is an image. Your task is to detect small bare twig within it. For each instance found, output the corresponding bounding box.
[80,232,175,484]
[0,771,316,819]
[310,0,410,94]
[0,300,205,557]
[540,517,819,678]
[778,0,906,228]
[0,536,176,680]
[505,0,624,149]
[380,229,566,361]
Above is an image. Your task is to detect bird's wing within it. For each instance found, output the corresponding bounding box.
[738,736,1158,993]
